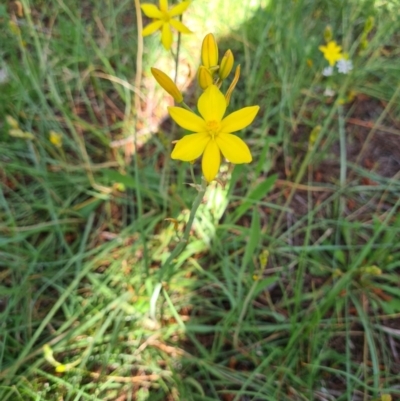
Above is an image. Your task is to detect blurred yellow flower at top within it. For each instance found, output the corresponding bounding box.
[141,0,192,51]
[49,130,63,148]
[169,85,259,182]
[319,40,343,66]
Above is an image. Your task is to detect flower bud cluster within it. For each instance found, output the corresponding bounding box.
[151,33,241,107]
[197,33,238,104]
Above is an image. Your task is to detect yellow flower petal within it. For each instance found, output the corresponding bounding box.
[198,85,226,122]
[169,1,191,17]
[142,20,163,36]
[201,33,219,69]
[169,19,192,34]
[216,133,252,163]
[141,4,163,18]
[202,140,221,182]
[159,0,168,13]
[161,23,173,50]
[220,106,259,133]
[171,133,210,161]
[168,107,207,132]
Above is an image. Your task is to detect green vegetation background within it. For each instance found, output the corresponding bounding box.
[1,0,400,400]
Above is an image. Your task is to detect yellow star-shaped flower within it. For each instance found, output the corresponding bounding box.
[169,85,259,182]
[319,40,343,67]
[141,0,192,51]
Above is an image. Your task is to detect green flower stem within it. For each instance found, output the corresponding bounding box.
[173,15,183,84]
[338,103,347,216]
[150,179,207,320]
[233,278,258,349]
[189,164,197,186]
[180,101,193,112]
[338,105,347,189]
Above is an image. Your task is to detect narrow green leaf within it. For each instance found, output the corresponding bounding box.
[102,169,136,189]
[231,174,277,223]
[242,208,261,269]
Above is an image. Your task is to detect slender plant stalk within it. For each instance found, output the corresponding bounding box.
[338,104,347,223]
[133,0,150,274]
[150,180,207,320]
[338,105,347,190]
[173,15,183,83]
[133,0,143,107]
[233,279,257,349]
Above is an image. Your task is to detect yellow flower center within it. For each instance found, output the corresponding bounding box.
[161,11,170,22]
[206,120,220,138]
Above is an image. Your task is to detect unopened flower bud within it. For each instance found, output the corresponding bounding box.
[364,16,374,34]
[49,130,63,148]
[201,33,218,69]
[151,67,183,103]
[197,66,213,90]
[308,125,321,149]
[225,65,240,106]
[323,25,333,42]
[219,49,234,80]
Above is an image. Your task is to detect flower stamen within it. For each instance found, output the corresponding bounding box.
[206,120,220,137]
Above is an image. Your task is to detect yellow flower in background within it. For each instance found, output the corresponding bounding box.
[49,130,63,148]
[141,0,192,50]
[151,67,183,102]
[169,85,259,182]
[319,40,343,66]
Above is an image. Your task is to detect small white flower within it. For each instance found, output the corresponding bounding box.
[322,66,334,76]
[337,58,353,74]
[324,87,336,97]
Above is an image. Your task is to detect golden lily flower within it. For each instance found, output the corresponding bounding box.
[151,67,183,102]
[169,85,259,182]
[141,0,192,51]
[319,40,343,66]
